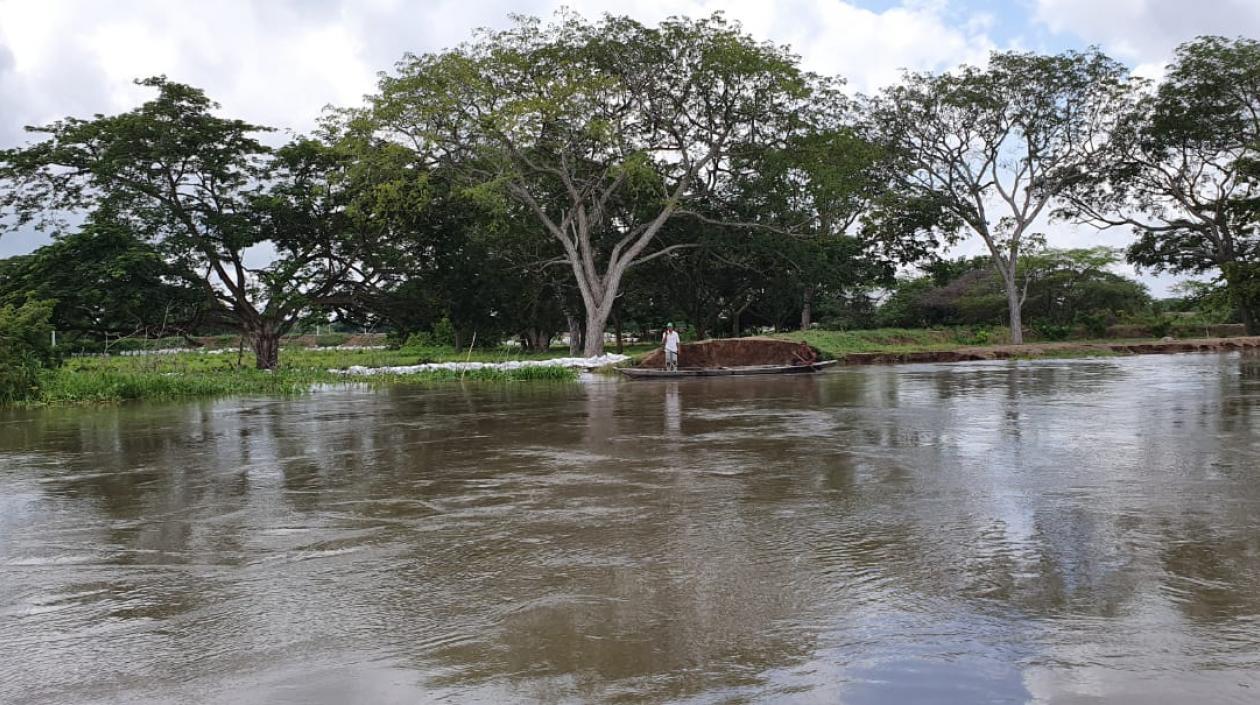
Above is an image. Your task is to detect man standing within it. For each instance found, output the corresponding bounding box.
[662,323,681,371]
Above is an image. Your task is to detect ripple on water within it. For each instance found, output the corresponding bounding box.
[2,354,1260,704]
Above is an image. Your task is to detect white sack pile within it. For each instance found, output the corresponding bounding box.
[335,353,629,376]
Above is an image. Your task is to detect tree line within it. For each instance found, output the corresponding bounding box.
[1,13,1258,368]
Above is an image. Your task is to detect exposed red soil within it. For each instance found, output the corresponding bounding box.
[638,337,819,368]
[841,336,1260,365]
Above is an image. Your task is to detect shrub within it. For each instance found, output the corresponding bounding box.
[1077,311,1111,339]
[1147,315,1174,338]
[313,333,351,347]
[1033,323,1073,341]
[952,327,992,346]
[432,317,456,347]
[0,300,58,404]
[401,331,436,349]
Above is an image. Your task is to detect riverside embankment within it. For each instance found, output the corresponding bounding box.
[837,335,1260,365]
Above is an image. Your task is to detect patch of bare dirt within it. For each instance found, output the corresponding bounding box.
[637,337,819,368]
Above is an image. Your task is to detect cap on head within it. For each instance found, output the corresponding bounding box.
[666,322,674,328]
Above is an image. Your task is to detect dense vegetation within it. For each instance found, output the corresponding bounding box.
[1,13,1258,403]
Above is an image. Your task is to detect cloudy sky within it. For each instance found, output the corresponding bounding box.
[3,0,1260,293]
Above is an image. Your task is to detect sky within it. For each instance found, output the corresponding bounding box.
[3,0,1260,295]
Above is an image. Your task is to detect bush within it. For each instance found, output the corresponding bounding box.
[1077,311,1111,339]
[0,300,58,404]
[432,317,456,347]
[1033,323,1073,342]
[402,331,433,349]
[951,327,992,346]
[313,333,351,347]
[1147,315,1174,338]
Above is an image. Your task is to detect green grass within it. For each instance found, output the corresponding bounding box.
[35,368,325,404]
[14,345,588,407]
[16,327,1248,407]
[1001,349,1125,361]
[772,327,1014,356]
[771,327,1214,361]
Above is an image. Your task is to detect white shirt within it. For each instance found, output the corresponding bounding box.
[663,330,680,352]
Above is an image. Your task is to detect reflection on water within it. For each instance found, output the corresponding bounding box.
[2,353,1260,704]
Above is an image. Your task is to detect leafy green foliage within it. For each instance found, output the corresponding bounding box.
[0,299,57,403]
[1056,37,1260,332]
[869,49,1136,343]
[0,78,390,369]
[0,216,208,341]
[879,248,1151,333]
[1033,323,1073,342]
[1164,280,1237,324]
[368,12,828,354]
[1145,315,1174,339]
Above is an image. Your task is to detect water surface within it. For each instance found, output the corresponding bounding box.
[2,353,1260,704]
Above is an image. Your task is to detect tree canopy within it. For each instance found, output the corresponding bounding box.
[1055,36,1260,333]
[0,213,209,344]
[869,49,1135,343]
[1,17,1255,356]
[0,78,389,367]
[366,12,850,354]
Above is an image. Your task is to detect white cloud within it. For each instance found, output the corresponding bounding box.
[1028,0,1260,295]
[1034,0,1260,65]
[0,0,998,140]
[558,0,997,92]
[0,0,1001,256]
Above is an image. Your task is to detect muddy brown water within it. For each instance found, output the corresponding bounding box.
[2,353,1260,704]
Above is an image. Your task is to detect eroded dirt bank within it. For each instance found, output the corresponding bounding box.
[840,336,1260,365]
[637,337,818,368]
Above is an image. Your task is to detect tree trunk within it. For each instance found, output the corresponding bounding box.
[1223,262,1260,336]
[693,319,707,341]
[568,314,584,356]
[1242,305,1257,336]
[251,326,280,370]
[1004,276,1025,345]
[800,287,814,331]
[582,308,611,357]
[522,328,552,352]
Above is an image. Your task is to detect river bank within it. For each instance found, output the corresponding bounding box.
[772,328,1260,365]
[17,345,623,406]
[835,335,1260,365]
[12,331,1259,407]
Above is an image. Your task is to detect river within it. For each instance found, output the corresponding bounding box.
[2,353,1259,704]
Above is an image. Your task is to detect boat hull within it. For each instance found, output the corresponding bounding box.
[618,359,837,379]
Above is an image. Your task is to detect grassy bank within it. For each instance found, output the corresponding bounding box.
[18,347,585,407]
[773,327,1257,362]
[22,327,1239,407]
[773,327,1009,356]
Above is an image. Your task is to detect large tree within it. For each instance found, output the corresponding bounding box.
[869,49,1134,344]
[367,12,815,355]
[727,124,943,330]
[323,123,570,349]
[0,78,383,368]
[0,213,210,346]
[1054,37,1260,334]
[877,248,1150,330]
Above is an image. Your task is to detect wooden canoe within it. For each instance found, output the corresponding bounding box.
[618,359,837,379]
